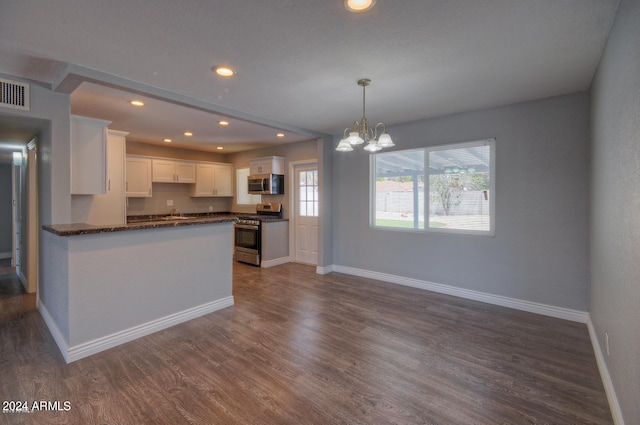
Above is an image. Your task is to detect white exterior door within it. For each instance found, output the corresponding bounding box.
[294,164,318,265]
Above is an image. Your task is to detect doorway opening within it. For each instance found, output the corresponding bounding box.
[0,159,12,271]
[0,114,40,294]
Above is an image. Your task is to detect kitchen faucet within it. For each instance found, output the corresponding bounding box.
[169,208,179,217]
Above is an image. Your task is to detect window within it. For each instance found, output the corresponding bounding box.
[298,169,318,217]
[236,168,261,205]
[372,138,495,235]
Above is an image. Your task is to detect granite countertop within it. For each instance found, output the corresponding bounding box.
[43,213,238,237]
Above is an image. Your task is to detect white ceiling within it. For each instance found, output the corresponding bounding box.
[69,82,312,152]
[0,0,620,153]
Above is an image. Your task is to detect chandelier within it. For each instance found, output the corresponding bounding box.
[336,78,394,152]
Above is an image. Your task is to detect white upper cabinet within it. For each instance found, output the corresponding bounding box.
[214,164,233,196]
[175,160,196,183]
[192,163,233,197]
[249,156,285,175]
[126,156,152,197]
[70,115,112,194]
[152,159,196,183]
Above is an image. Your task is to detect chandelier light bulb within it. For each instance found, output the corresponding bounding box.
[348,131,365,145]
[364,141,382,152]
[336,138,354,152]
[377,132,394,148]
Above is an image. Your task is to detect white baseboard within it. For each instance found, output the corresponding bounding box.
[39,296,234,364]
[587,317,625,425]
[261,257,291,268]
[0,252,11,259]
[331,265,588,323]
[18,269,32,293]
[316,264,335,275]
[38,301,71,362]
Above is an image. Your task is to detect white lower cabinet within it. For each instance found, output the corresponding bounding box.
[261,221,289,265]
[192,163,233,197]
[126,156,152,197]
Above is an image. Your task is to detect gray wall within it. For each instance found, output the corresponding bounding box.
[332,92,590,310]
[0,162,12,255]
[318,136,334,268]
[590,0,640,422]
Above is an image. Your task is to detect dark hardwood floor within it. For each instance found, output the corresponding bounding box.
[1,262,612,424]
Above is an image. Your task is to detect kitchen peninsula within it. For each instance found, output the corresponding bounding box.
[41,215,236,363]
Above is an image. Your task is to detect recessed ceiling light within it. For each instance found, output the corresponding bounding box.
[218,120,229,126]
[276,133,285,138]
[344,0,377,12]
[163,139,172,143]
[216,146,224,150]
[213,66,235,77]
[130,100,144,107]
[184,132,193,137]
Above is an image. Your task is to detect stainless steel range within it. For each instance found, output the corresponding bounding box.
[233,203,282,266]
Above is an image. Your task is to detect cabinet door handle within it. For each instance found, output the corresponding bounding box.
[126,182,128,191]
[108,179,111,191]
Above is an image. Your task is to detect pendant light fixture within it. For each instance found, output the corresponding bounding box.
[336,79,394,152]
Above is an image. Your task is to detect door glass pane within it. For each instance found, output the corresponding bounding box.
[298,169,318,217]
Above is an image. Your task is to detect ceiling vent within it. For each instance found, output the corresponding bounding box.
[0,78,30,111]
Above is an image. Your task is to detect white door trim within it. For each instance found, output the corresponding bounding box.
[288,159,318,264]
[11,162,17,268]
[26,143,38,293]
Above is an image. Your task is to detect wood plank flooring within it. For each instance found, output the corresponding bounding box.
[1,262,612,424]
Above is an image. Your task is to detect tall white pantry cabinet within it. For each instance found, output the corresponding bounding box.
[70,125,129,225]
[70,115,112,195]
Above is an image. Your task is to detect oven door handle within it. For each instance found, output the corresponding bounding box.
[235,224,260,230]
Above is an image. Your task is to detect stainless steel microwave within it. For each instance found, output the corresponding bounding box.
[247,174,284,195]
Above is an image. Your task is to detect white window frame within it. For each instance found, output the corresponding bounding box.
[370,138,495,236]
[236,168,261,205]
